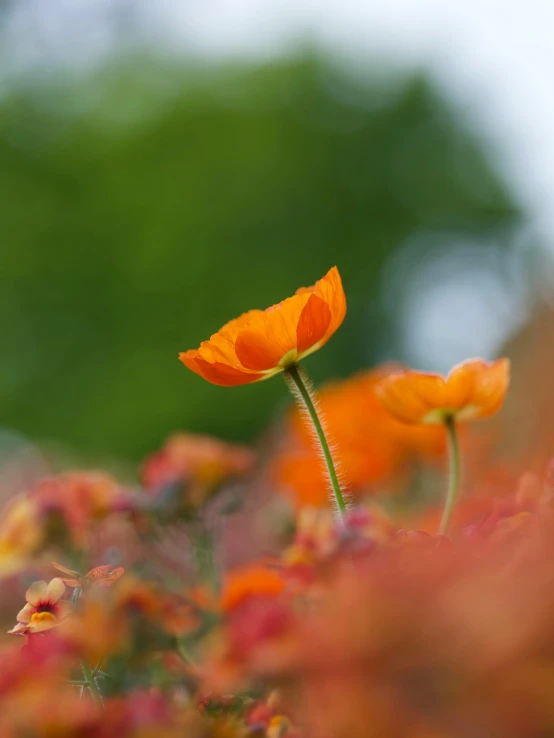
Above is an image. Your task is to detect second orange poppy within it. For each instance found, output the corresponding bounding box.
[376,358,510,425]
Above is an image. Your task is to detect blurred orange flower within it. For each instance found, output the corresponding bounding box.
[376,358,510,425]
[179,266,346,386]
[8,578,68,635]
[142,433,253,494]
[221,563,286,612]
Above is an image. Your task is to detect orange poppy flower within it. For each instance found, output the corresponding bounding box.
[375,358,510,425]
[179,266,346,386]
[8,578,69,635]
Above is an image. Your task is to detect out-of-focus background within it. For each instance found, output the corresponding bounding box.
[1,0,551,467]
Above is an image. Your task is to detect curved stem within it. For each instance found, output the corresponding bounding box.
[284,365,346,518]
[438,415,460,536]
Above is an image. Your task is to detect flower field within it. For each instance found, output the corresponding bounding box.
[1,265,552,738]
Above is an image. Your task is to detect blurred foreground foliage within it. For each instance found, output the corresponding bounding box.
[0,54,520,459]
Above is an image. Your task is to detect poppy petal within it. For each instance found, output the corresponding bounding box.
[376,373,446,424]
[469,358,510,419]
[311,266,347,339]
[234,326,292,371]
[235,294,310,370]
[180,354,266,386]
[445,361,482,410]
[296,294,332,357]
[180,310,264,378]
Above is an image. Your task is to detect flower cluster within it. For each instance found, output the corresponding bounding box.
[3,266,551,738]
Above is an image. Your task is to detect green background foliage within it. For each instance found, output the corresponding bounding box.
[0,56,520,459]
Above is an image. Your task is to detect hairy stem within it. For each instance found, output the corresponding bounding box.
[284,364,346,518]
[81,658,103,706]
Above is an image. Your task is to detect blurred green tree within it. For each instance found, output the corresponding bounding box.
[0,55,520,459]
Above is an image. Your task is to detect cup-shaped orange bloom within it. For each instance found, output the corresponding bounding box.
[179,266,346,386]
[376,358,510,425]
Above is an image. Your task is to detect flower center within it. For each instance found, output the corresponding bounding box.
[36,602,56,614]
[31,611,56,624]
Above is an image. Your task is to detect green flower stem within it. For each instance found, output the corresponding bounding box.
[438,415,461,536]
[81,658,103,706]
[284,364,346,518]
